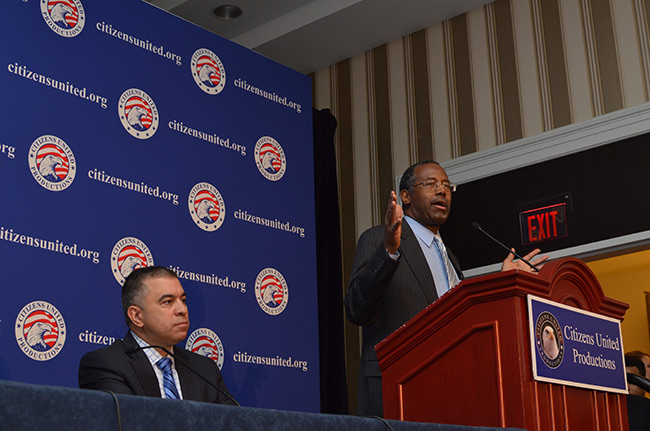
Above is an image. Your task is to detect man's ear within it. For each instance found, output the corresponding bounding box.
[127,305,144,328]
[400,189,410,206]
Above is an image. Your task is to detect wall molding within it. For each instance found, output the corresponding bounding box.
[464,229,650,277]
[443,101,650,184]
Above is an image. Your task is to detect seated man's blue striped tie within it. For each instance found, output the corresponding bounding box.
[156,356,180,399]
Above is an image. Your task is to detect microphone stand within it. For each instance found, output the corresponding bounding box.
[128,344,240,407]
[471,222,540,272]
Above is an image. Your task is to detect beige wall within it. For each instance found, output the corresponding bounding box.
[310,0,650,412]
[588,250,650,355]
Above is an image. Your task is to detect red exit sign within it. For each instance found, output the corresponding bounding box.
[519,203,568,245]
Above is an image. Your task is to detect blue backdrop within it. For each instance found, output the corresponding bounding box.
[0,0,319,412]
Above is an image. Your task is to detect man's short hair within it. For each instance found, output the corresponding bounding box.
[627,350,650,362]
[625,354,646,377]
[399,160,440,194]
[121,266,177,326]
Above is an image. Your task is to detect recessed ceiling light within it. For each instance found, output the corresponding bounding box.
[214,5,242,20]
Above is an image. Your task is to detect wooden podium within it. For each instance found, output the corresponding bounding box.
[375,258,630,430]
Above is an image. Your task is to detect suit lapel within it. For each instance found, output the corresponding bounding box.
[174,348,202,401]
[448,249,464,281]
[399,221,438,303]
[122,332,161,398]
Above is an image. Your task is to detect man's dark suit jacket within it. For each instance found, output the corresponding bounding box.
[78,332,237,405]
[627,394,650,431]
[345,221,463,417]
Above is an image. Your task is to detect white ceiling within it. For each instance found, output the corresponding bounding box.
[147,0,492,75]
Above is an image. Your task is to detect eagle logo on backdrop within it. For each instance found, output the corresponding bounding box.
[41,0,86,37]
[188,182,226,232]
[15,301,67,361]
[190,48,226,96]
[118,88,159,139]
[28,135,76,191]
[255,268,288,316]
[110,237,154,285]
[535,311,565,369]
[186,328,225,370]
[190,49,226,95]
[254,136,286,181]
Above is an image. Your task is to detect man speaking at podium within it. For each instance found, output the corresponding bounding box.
[345,161,547,417]
[79,266,237,405]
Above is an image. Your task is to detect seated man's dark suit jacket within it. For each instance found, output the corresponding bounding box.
[344,221,463,417]
[78,331,236,405]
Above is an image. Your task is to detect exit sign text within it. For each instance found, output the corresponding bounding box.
[519,203,568,245]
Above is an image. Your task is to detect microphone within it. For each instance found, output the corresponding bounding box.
[471,222,540,272]
[627,373,650,393]
[126,344,240,406]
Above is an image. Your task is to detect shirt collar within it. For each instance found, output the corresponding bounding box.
[404,215,437,247]
[130,330,175,366]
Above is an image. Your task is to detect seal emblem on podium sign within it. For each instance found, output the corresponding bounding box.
[188,182,226,232]
[118,88,159,139]
[535,311,565,368]
[28,135,76,191]
[186,328,225,370]
[254,136,286,181]
[15,301,67,361]
[255,268,288,316]
[110,237,154,285]
[41,0,86,38]
[190,48,226,95]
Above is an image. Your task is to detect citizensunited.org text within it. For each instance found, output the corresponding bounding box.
[7,62,107,109]
[233,351,308,372]
[168,265,246,294]
[234,78,302,114]
[234,209,305,238]
[96,21,182,66]
[0,225,100,264]
[79,330,116,346]
[88,168,179,205]
[168,120,246,156]
[0,143,15,159]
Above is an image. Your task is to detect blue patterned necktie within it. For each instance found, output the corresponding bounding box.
[434,235,459,291]
[156,356,180,399]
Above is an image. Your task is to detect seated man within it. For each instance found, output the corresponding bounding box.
[79,266,237,405]
[625,354,650,430]
[626,354,648,397]
[627,350,650,381]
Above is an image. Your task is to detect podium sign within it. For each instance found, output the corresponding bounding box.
[528,295,627,393]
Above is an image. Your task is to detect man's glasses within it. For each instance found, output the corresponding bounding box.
[412,179,457,193]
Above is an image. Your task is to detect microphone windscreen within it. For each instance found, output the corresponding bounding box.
[471,221,482,231]
[125,345,141,355]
